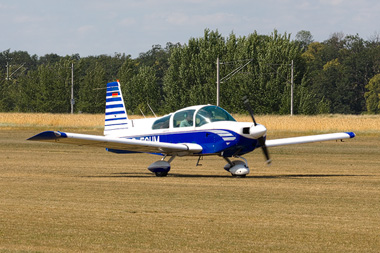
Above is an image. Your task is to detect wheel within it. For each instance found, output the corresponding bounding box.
[227,160,249,177]
[231,174,246,178]
[155,171,168,177]
[148,161,171,176]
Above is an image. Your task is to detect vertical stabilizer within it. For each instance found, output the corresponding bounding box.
[104,81,129,135]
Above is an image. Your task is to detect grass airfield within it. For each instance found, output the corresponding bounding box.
[1,114,380,252]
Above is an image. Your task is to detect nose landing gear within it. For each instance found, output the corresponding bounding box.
[223,156,250,177]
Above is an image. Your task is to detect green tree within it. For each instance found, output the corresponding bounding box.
[0,73,12,111]
[37,60,72,113]
[364,74,380,113]
[132,66,160,115]
[77,62,107,113]
[15,70,40,112]
[295,30,314,51]
[254,30,303,114]
[118,57,138,114]
[2,31,379,115]
[163,29,225,111]
[305,33,374,114]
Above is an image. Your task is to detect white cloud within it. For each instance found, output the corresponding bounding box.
[1,0,379,57]
[12,15,43,24]
[162,12,238,27]
[77,25,96,34]
[119,17,137,27]
[164,12,190,25]
[320,0,344,6]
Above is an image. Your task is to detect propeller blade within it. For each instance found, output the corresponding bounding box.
[242,96,271,164]
[242,96,257,126]
[258,136,271,165]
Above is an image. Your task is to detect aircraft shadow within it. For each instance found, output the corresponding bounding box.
[83,172,370,179]
[250,174,370,179]
[168,173,369,179]
[83,172,232,179]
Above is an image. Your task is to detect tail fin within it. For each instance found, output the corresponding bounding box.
[104,81,129,135]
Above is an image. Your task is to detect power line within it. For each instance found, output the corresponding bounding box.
[216,58,294,115]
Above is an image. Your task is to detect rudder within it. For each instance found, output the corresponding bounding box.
[104,81,129,135]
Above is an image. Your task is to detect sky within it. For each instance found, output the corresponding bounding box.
[1,0,379,58]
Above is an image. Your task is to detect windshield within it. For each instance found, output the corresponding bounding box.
[195,106,236,127]
[152,114,171,129]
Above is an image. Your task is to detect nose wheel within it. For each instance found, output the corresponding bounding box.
[223,156,250,177]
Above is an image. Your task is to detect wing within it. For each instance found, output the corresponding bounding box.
[265,132,355,147]
[28,131,202,156]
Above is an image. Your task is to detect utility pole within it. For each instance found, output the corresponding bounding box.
[6,62,9,81]
[216,57,220,106]
[290,60,294,116]
[70,62,74,114]
[267,61,295,116]
[6,62,26,81]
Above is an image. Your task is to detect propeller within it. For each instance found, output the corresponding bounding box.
[242,96,271,165]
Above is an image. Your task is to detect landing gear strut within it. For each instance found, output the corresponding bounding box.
[148,155,176,177]
[223,156,250,177]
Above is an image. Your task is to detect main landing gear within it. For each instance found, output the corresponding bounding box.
[223,156,250,177]
[147,155,250,177]
[148,155,176,177]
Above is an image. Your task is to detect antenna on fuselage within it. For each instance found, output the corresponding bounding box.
[147,103,157,118]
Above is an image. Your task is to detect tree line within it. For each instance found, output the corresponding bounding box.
[1,29,380,115]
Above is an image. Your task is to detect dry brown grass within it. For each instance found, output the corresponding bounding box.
[1,113,380,135]
[0,113,105,130]
[0,129,379,252]
[233,114,380,135]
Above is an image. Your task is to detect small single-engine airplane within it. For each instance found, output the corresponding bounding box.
[28,81,355,177]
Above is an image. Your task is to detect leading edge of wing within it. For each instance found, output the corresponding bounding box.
[28,131,203,155]
[265,132,355,147]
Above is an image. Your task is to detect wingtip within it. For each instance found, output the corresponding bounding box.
[27,131,66,141]
[345,132,356,138]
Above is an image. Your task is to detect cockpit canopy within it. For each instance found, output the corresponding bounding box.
[195,105,236,127]
[152,105,236,130]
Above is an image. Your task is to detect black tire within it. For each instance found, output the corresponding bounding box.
[155,171,168,177]
[231,174,246,178]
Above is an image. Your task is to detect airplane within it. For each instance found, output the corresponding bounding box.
[28,80,356,177]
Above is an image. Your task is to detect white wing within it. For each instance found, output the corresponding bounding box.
[266,132,355,147]
[28,131,202,155]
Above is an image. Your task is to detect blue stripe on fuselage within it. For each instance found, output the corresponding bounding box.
[106,130,258,157]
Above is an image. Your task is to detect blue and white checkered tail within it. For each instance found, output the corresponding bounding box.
[104,81,129,135]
